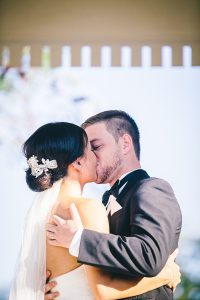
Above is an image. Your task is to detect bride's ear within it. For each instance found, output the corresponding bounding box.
[72,158,82,171]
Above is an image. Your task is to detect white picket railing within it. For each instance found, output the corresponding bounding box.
[0,44,193,69]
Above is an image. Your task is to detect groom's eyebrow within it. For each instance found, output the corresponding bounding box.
[90,138,101,143]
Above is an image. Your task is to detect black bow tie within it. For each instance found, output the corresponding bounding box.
[102,175,130,206]
[102,169,149,207]
[102,180,120,206]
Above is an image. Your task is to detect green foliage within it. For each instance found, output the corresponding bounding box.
[175,239,200,300]
[175,272,200,299]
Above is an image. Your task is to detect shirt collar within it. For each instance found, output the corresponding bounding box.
[118,168,141,194]
[118,168,142,182]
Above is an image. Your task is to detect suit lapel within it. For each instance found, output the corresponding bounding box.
[108,169,150,232]
[117,169,150,205]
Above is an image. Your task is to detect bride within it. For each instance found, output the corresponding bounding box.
[9,122,180,300]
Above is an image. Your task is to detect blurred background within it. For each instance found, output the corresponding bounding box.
[0,0,200,299]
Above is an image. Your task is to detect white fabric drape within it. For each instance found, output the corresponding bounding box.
[9,179,62,300]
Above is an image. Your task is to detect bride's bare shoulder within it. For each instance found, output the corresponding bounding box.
[76,197,104,210]
[76,198,109,232]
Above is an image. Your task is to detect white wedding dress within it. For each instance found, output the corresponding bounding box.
[9,179,94,300]
[50,266,94,300]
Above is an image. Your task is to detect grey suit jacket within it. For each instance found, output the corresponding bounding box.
[78,169,182,299]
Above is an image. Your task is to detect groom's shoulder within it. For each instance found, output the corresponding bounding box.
[128,176,177,201]
[133,176,179,204]
[136,175,174,191]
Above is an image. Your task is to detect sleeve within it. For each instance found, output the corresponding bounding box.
[69,228,83,257]
[77,178,182,277]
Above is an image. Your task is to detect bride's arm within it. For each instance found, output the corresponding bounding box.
[84,264,175,300]
[77,199,179,300]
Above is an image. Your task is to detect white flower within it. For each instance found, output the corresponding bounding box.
[27,155,58,178]
[27,155,38,168]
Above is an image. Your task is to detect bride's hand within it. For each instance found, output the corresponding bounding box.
[158,249,181,292]
[44,270,59,299]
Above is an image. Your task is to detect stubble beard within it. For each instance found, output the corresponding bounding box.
[96,153,122,184]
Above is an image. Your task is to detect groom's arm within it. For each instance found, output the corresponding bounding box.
[77,179,182,277]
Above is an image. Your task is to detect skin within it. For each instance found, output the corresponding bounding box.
[85,122,141,186]
[45,143,98,299]
[45,143,97,277]
[45,122,181,299]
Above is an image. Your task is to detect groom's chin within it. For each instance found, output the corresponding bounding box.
[94,177,106,185]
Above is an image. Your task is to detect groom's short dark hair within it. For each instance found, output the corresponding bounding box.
[82,110,140,160]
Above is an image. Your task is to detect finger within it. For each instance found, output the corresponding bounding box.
[169,249,179,262]
[46,270,52,282]
[46,224,57,233]
[46,270,51,278]
[69,203,83,228]
[46,230,56,239]
[167,282,172,289]
[46,231,56,239]
[45,291,60,299]
[52,214,66,226]
[47,239,60,246]
[45,281,57,293]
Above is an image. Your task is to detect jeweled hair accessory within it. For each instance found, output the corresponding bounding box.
[27,155,58,178]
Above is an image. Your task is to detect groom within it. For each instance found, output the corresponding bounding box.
[46,110,182,299]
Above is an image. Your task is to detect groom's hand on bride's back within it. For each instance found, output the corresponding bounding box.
[46,203,83,248]
[45,270,59,299]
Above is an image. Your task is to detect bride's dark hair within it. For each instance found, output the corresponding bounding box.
[23,122,88,192]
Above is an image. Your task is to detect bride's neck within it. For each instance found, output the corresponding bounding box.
[59,166,84,201]
[51,177,82,221]
[61,176,82,197]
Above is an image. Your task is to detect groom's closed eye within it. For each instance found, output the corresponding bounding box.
[91,145,102,152]
[91,146,100,151]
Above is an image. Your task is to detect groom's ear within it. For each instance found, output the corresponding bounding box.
[121,133,132,155]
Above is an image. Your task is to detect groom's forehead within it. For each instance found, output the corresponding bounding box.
[89,138,102,145]
[85,122,107,131]
[88,133,110,143]
[85,123,108,139]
